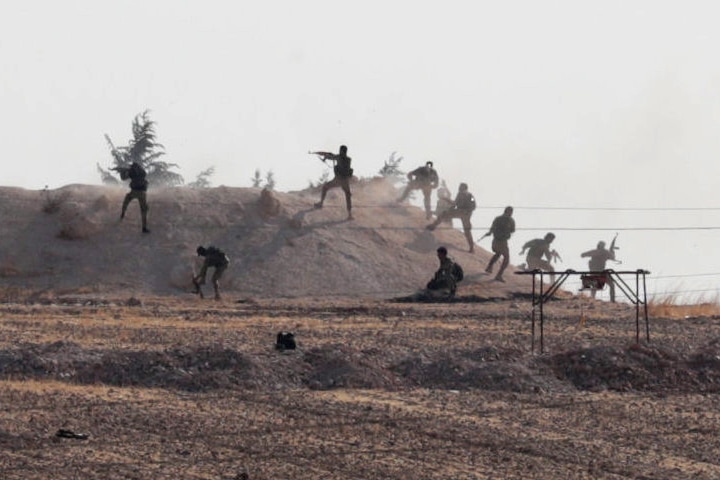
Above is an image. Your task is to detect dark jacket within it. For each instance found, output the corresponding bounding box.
[128,162,148,192]
[454,191,476,212]
[333,154,353,178]
[408,165,439,187]
[490,215,515,241]
[204,247,230,268]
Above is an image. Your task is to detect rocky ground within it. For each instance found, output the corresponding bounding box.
[1,292,720,479]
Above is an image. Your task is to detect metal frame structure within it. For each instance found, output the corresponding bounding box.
[515,269,650,353]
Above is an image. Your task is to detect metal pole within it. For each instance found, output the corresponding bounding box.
[642,270,650,342]
[539,272,545,354]
[516,269,651,353]
[531,272,536,354]
[635,271,640,343]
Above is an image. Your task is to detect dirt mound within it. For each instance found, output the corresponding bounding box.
[393,349,559,393]
[0,341,406,392]
[0,180,532,299]
[303,344,403,390]
[543,341,720,393]
[5,336,720,395]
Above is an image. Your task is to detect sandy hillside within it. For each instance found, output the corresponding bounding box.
[0,179,532,299]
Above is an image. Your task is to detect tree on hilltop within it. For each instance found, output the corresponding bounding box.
[378,151,404,178]
[98,110,184,187]
[187,166,216,188]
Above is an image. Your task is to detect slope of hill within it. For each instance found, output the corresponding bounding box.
[0,179,532,299]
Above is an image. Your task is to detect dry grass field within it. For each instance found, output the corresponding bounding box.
[2,292,720,480]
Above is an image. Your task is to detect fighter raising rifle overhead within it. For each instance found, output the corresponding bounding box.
[580,233,621,302]
[309,145,354,220]
[609,233,621,263]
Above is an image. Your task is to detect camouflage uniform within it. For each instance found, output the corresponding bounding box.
[581,241,616,302]
[193,246,230,300]
[426,183,477,253]
[397,162,439,219]
[426,247,458,296]
[120,162,149,233]
[314,145,354,220]
[434,182,454,224]
[520,233,557,281]
[484,207,515,281]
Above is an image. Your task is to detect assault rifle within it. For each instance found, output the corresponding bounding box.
[308,151,336,162]
[609,233,621,264]
[110,165,130,180]
[550,249,562,263]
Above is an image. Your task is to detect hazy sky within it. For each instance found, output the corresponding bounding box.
[3,1,720,301]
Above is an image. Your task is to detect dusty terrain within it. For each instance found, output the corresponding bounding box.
[1,294,720,479]
[0,179,529,299]
[1,182,720,479]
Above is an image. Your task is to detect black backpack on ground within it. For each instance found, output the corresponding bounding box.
[275,332,296,350]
